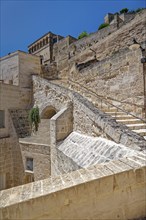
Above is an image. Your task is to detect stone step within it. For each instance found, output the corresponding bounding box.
[117,119,143,124]
[132,129,146,136]
[126,123,146,130]
[105,111,126,115]
[102,108,118,112]
[112,115,135,120]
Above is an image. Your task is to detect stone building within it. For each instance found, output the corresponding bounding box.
[0,9,146,219]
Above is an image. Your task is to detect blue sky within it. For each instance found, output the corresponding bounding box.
[0,0,145,57]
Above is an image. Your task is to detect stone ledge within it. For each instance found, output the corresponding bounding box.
[0,155,145,209]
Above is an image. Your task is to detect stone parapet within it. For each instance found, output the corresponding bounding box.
[0,155,145,219]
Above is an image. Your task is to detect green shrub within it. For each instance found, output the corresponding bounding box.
[78,31,88,39]
[98,23,109,30]
[29,106,40,132]
[135,8,144,13]
[120,8,129,14]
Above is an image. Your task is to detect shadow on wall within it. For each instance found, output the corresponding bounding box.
[41,106,57,119]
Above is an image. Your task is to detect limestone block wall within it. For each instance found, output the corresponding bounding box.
[0,52,19,85]
[69,47,143,113]
[53,36,77,72]
[19,51,40,88]
[0,51,40,87]
[41,62,58,80]
[19,141,51,181]
[70,23,117,56]
[10,109,31,138]
[0,155,145,219]
[0,137,15,190]
[33,76,146,151]
[55,107,73,141]
[73,92,146,151]
[33,75,71,114]
[0,83,31,137]
[68,10,146,66]
[0,83,22,137]
[50,106,73,176]
[0,135,24,190]
[56,148,81,175]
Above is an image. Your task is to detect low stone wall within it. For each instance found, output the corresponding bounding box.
[19,141,51,181]
[50,106,73,176]
[56,148,81,175]
[0,155,145,219]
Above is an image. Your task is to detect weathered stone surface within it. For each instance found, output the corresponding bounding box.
[57,131,141,169]
[0,158,146,219]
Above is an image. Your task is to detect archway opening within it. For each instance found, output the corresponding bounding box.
[41,107,57,119]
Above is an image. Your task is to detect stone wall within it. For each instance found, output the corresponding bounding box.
[33,75,71,114]
[19,141,51,181]
[0,155,145,219]
[0,52,19,85]
[0,83,31,137]
[19,51,40,88]
[68,10,146,66]
[73,92,146,151]
[50,106,73,176]
[0,51,40,87]
[33,76,146,151]
[56,148,81,174]
[10,109,31,138]
[69,47,143,114]
[0,135,24,189]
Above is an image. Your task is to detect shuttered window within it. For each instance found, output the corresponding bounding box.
[0,110,5,128]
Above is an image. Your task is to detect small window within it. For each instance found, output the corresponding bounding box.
[53,37,57,44]
[0,110,5,128]
[0,173,6,190]
[26,158,33,171]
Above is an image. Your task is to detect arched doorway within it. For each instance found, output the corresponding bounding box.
[41,106,57,119]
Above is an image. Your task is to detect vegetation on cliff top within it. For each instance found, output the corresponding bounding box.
[78,31,88,39]
[98,23,109,30]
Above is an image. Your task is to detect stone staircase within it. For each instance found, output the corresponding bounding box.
[57,131,142,169]
[50,79,146,140]
[19,119,50,145]
[103,107,146,139]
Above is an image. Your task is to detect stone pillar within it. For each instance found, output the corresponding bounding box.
[50,104,73,176]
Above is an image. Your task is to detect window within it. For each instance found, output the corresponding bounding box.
[53,37,57,44]
[46,37,48,44]
[26,157,33,171]
[0,110,5,128]
[0,173,6,190]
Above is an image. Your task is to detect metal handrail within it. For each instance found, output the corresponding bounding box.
[68,79,146,123]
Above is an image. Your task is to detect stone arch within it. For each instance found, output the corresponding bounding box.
[41,106,57,119]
